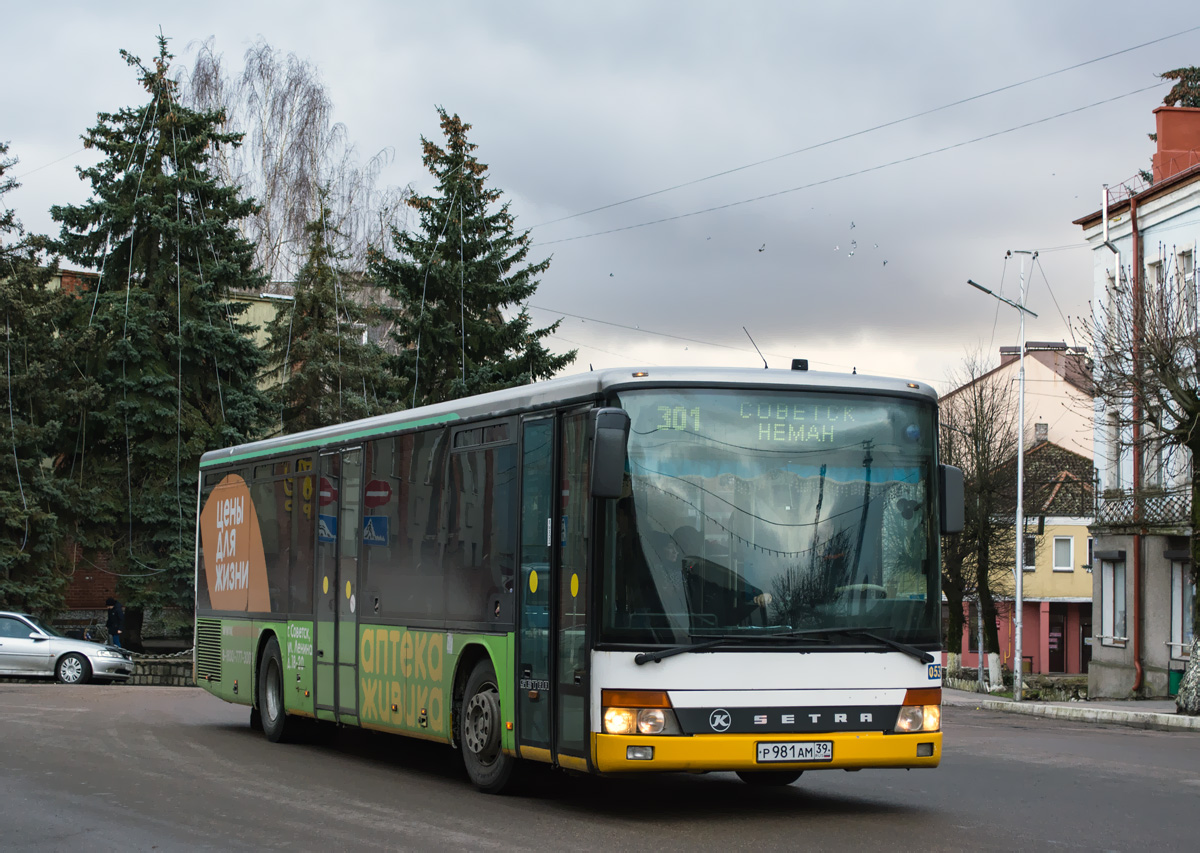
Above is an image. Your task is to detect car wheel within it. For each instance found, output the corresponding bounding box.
[257,636,298,743]
[57,653,92,685]
[460,659,518,793]
[736,770,802,786]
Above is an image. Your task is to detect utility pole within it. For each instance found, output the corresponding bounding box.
[968,251,1038,701]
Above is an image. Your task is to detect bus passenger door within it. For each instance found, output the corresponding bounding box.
[315,447,364,722]
[517,418,554,759]
[555,412,591,767]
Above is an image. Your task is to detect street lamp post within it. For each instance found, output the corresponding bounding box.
[968,250,1037,701]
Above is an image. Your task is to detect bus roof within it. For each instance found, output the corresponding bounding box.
[199,365,939,468]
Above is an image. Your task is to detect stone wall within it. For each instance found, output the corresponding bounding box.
[129,656,195,687]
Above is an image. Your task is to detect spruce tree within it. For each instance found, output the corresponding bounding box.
[369,108,575,408]
[264,206,398,433]
[0,143,101,615]
[51,38,272,615]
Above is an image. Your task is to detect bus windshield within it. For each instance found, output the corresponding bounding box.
[599,388,941,647]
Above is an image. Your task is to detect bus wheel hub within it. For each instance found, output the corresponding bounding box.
[464,689,500,757]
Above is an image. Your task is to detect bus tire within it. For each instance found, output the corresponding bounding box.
[460,659,517,793]
[258,636,297,743]
[736,770,802,786]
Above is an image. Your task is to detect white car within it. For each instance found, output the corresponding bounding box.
[0,611,134,684]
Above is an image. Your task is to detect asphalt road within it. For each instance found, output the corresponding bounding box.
[1,683,1198,852]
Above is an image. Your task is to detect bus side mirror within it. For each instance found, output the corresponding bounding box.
[590,407,630,499]
[939,464,964,534]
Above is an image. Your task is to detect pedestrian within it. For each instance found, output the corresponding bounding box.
[105,597,124,648]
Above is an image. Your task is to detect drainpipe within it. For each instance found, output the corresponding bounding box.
[1130,194,1144,693]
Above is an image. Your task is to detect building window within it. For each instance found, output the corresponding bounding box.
[1100,561,1127,645]
[1171,562,1195,659]
[1086,537,1094,570]
[1106,411,1122,491]
[1023,534,1036,571]
[1052,537,1073,572]
[1179,248,1196,327]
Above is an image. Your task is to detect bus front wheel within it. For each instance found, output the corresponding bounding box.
[460,660,517,793]
[258,636,298,743]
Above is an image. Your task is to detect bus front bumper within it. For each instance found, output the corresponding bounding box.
[594,730,941,773]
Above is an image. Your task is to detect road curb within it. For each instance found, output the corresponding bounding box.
[970,697,1200,731]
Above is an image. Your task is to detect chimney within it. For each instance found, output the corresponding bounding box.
[1152,106,1200,182]
[1034,422,1048,444]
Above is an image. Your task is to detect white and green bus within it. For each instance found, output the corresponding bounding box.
[195,365,962,792]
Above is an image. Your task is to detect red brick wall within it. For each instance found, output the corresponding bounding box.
[63,546,119,609]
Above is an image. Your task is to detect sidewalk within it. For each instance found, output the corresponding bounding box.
[944,687,1200,731]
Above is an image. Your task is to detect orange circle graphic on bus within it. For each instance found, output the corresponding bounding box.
[199,474,270,612]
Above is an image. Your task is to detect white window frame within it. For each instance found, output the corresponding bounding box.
[1052,536,1074,572]
[1170,561,1194,659]
[1100,560,1127,646]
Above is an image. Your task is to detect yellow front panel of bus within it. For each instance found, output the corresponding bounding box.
[593,731,941,773]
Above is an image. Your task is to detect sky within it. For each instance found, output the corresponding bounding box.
[4,1,1199,391]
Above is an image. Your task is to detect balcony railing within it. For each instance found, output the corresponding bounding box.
[1095,485,1193,527]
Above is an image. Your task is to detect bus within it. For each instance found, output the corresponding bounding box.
[194,365,963,792]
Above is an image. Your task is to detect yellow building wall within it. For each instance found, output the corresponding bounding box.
[1025,521,1092,599]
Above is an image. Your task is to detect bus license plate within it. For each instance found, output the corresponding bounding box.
[756,741,833,763]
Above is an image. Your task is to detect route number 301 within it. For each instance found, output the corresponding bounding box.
[657,406,701,432]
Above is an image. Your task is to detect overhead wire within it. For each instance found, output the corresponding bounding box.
[121,92,162,574]
[1033,254,1075,343]
[6,309,29,551]
[530,24,1200,230]
[534,84,1165,247]
[526,303,851,369]
[987,254,1010,357]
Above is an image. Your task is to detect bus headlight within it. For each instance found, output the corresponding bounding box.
[604,708,638,735]
[637,708,665,734]
[895,705,941,733]
[601,690,682,736]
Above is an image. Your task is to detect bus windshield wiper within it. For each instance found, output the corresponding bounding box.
[633,631,830,666]
[634,638,728,665]
[766,627,935,664]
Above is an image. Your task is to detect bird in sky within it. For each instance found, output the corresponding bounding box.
[758,243,766,252]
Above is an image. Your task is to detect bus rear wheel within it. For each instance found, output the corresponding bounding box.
[736,770,802,786]
[258,636,298,743]
[460,660,517,793]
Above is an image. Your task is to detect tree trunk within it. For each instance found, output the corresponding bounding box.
[943,577,965,657]
[978,576,1002,658]
[1177,638,1200,715]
